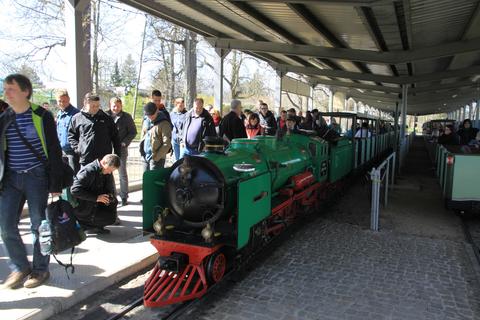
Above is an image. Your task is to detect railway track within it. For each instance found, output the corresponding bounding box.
[459,214,480,267]
[104,205,329,320]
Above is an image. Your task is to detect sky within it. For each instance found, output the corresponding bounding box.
[0,0,161,88]
[0,0,277,94]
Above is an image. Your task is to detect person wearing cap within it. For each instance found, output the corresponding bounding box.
[140,102,172,171]
[68,93,121,168]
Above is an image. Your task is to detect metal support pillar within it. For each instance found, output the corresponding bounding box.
[307,86,314,111]
[476,101,480,120]
[214,48,230,115]
[328,89,334,112]
[399,85,408,170]
[400,85,408,140]
[274,70,284,115]
[393,101,399,156]
[65,0,92,109]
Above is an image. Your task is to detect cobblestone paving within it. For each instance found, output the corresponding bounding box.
[180,219,480,320]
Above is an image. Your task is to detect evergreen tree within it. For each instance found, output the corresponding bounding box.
[111,61,123,87]
[121,54,137,89]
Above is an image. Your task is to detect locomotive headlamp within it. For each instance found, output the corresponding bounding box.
[201,223,214,243]
[153,216,165,236]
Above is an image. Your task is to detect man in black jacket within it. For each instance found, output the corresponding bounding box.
[219,99,247,143]
[68,93,121,168]
[0,74,64,289]
[259,103,277,136]
[71,154,120,234]
[180,98,217,156]
[107,97,137,206]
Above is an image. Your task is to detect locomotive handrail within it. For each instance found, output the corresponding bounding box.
[370,151,396,231]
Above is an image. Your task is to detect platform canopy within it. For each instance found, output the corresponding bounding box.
[118,0,480,115]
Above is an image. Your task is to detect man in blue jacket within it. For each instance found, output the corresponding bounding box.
[56,90,80,173]
[170,97,187,161]
[0,74,63,289]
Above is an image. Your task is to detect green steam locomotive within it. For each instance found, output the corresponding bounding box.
[142,112,395,307]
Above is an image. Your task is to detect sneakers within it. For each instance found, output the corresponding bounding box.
[2,269,31,289]
[121,198,128,206]
[24,271,50,289]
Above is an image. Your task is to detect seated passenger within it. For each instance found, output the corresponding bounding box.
[437,124,460,146]
[299,111,315,130]
[355,122,371,138]
[277,110,287,136]
[457,119,479,145]
[245,112,263,139]
[71,154,120,234]
[328,118,341,134]
[467,131,480,149]
[286,108,301,127]
[285,116,300,135]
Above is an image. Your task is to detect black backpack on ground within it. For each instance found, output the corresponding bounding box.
[46,198,86,276]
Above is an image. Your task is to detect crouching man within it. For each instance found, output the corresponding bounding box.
[71,154,120,234]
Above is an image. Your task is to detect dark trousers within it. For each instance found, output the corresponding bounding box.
[0,166,50,273]
[63,150,80,174]
[142,158,165,172]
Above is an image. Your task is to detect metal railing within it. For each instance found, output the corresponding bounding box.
[370,152,396,231]
[112,141,175,187]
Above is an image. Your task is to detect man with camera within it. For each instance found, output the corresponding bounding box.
[70,154,120,234]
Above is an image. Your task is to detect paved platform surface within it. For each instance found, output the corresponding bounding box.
[133,137,480,320]
[180,220,480,320]
[0,190,157,320]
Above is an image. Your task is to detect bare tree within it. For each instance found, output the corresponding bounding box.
[202,49,258,100]
[147,18,197,109]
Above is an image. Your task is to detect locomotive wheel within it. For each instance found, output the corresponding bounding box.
[206,251,227,284]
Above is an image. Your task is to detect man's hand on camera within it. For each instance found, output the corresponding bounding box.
[96,194,110,204]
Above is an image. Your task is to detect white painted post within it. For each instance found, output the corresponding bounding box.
[65,0,92,109]
[274,70,284,116]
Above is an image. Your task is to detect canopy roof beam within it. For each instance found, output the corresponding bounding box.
[277,64,480,85]
[206,37,480,64]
